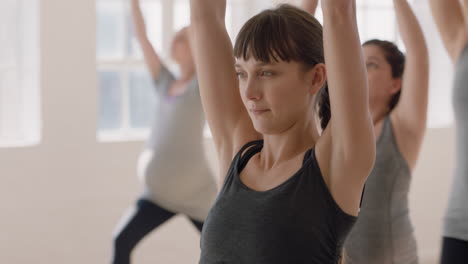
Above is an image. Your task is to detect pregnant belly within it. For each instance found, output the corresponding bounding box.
[137,150,215,198]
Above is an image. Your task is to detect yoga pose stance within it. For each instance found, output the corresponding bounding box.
[111,1,217,263]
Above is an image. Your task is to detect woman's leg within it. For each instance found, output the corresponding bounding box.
[112,199,176,264]
[440,236,468,264]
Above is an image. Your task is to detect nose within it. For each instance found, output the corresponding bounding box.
[243,78,262,101]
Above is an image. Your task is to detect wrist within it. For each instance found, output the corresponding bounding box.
[321,1,355,23]
[321,1,354,14]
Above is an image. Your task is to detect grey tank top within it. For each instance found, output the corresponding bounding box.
[200,140,357,264]
[146,65,206,154]
[138,65,217,221]
[444,45,468,241]
[344,117,418,264]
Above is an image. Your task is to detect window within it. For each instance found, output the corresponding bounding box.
[357,0,398,42]
[96,0,237,140]
[310,0,398,41]
[0,0,40,147]
[96,0,161,140]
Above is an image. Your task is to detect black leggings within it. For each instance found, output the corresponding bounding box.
[440,237,468,264]
[112,199,204,264]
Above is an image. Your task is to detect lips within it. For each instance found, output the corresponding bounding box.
[250,109,270,115]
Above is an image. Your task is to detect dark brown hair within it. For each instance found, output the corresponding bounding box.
[364,39,406,111]
[233,4,330,130]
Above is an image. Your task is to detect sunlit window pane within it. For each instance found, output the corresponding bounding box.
[129,70,155,128]
[0,0,40,146]
[98,71,122,130]
[97,1,125,59]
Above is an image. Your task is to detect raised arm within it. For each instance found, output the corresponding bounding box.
[190,0,259,176]
[319,0,375,213]
[430,0,467,63]
[391,0,429,165]
[301,0,319,16]
[131,0,162,79]
[462,1,468,47]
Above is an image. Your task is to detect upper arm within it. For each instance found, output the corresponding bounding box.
[392,0,429,144]
[430,0,468,63]
[138,39,162,80]
[131,0,162,79]
[317,2,375,215]
[321,3,375,176]
[190,0,259,175]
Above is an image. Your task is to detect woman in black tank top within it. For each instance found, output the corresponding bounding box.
[190,0,376,263]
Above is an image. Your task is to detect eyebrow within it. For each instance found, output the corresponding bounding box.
[367,56,382,62]
[234,62,273,68]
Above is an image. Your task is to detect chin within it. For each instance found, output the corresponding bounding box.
[252,121,279,135]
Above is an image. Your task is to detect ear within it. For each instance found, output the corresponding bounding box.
[390,78,402,95]
[306,63,327,95]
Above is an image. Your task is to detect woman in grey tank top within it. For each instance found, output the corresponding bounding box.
[430,1,468,263]
[341,0,430,263]
[190,0,376,263]
[111,1,217,263]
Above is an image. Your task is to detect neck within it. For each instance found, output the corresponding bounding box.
[370,101,390,125]
[260,116,319,170]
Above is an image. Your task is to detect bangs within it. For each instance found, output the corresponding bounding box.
[234,5,316,64]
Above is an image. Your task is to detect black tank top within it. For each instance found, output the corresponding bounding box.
[199,140,357,264]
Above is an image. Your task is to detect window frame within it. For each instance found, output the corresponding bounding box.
[96,0,241,141]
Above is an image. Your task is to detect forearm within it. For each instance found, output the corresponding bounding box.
[131,0,149,42]
[301,0,319,15]
[394,0,427,59]
[429,0,466,62]
[190,0,226,23]
[131,0,161,78]
[322,2,372,149]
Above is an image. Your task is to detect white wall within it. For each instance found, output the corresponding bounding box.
[410,128,455,263]
[0,0,456,263]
